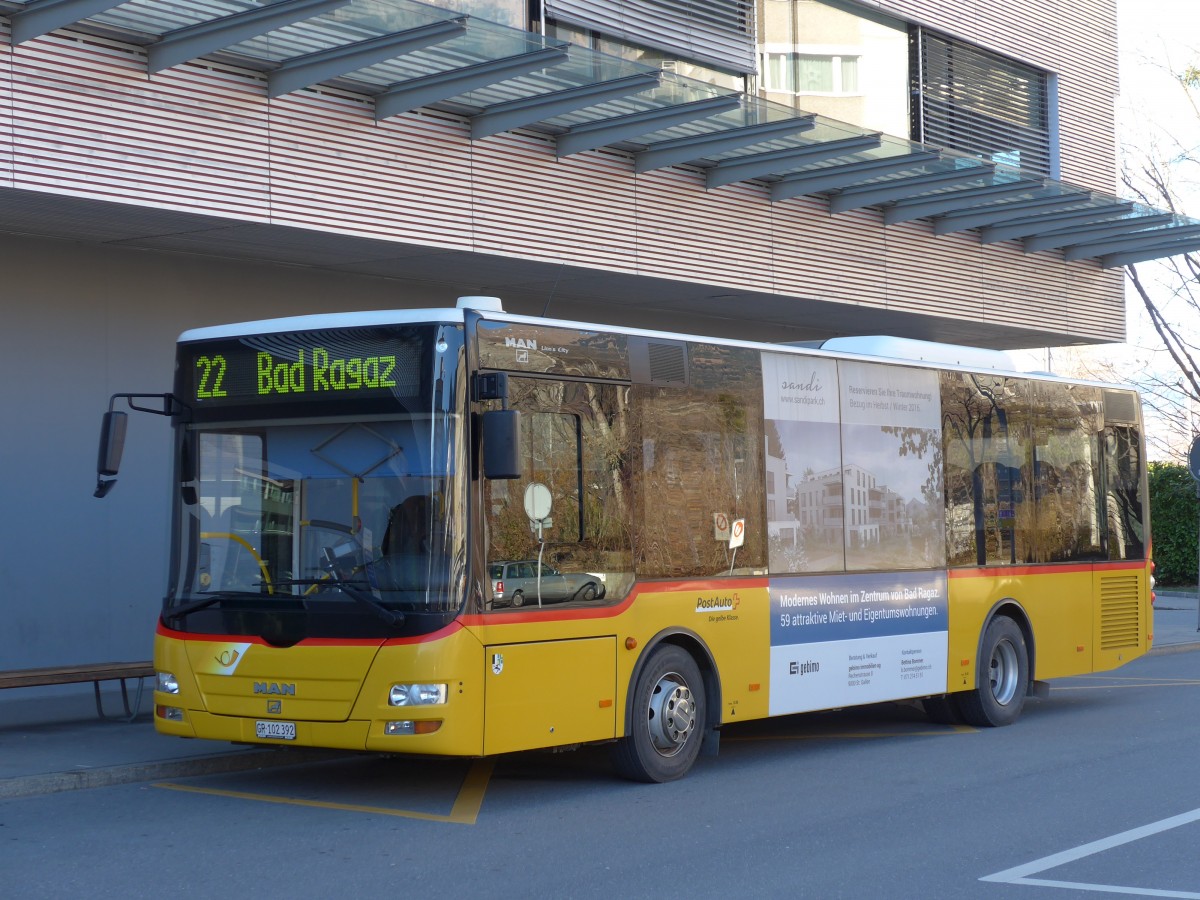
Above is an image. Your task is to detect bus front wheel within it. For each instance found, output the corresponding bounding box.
[612,645,705,783]
[957,616,1029,727]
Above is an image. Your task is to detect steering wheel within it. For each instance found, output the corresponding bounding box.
[301,520,365,594]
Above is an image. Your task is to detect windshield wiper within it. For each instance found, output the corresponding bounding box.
[164,591,265,622]
[319,549,406,626]
[271,578,405,627]
[338,582,405,626]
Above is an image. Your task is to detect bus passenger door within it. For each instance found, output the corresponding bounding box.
[483,638,616,755]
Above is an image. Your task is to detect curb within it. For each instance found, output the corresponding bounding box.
[0,747,354,800]
[1149,641,1200,657]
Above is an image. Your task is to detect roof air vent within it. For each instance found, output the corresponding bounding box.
[456,296,504,312]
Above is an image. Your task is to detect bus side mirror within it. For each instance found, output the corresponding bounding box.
[95,411,128,498]
[482,409,521,480]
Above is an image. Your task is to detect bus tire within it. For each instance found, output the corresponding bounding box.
[957,616,1028,727]
[612,645,705,783]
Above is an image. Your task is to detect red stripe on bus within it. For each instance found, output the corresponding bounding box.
[156,622,386,647]
[462,577,773,626]
[947,560,1148,579]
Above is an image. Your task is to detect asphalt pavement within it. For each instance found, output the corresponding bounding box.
[3,591,1197,801]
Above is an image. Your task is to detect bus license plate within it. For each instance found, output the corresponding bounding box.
[255,720,296,741]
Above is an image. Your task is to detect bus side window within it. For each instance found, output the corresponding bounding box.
[940,372,1031,567]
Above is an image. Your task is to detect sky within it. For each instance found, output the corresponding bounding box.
[1117,0,1200,209]
[1117,1,1200,454]
[1031,1,1200,458]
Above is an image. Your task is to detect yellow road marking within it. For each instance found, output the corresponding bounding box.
[153,758,495,824]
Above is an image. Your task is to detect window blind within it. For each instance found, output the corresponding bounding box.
[913,29,1052,176]
[544,0,756,74]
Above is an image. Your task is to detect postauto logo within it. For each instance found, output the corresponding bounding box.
[695,594,740,613]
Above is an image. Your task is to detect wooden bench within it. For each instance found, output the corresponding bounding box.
[0,662,154,722]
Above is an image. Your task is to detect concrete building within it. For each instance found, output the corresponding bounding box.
[1,0,1197,669]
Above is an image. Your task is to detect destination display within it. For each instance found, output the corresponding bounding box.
[180,330,425,408]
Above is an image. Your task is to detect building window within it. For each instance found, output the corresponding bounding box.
[912,29,1054,176]
[422,0,527,29]
[756,0,909,136]
[762,51,859,95]
[544,0,754,90]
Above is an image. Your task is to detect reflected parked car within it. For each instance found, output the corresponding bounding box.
[489,560,605,607]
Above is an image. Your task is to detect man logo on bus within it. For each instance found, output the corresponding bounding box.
[253,682,296,696]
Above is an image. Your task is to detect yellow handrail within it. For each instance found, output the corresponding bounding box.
[200,532,274,595]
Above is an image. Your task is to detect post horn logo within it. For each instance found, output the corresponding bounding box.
[215,649,241,668]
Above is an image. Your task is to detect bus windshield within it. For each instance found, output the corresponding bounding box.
[167,414,466,635]
[165,322,467,639]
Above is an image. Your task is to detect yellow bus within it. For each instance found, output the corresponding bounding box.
[96,297,1153,782]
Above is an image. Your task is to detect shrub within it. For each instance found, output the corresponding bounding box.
[1149,462,1200,586]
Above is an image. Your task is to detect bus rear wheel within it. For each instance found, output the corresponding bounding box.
[612,645,705,783]
[957,616,1029,727]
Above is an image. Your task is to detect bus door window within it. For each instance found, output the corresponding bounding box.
[484,377,635,606]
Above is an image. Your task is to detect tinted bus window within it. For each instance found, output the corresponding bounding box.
[941,372,1032,567]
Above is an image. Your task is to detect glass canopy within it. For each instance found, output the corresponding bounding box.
[5,0,1198,267]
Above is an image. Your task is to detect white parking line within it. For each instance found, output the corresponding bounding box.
[981,807,1200,898]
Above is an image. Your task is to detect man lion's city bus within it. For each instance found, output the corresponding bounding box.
[95,297,1152,782]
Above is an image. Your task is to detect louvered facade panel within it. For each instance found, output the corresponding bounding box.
[472,135,640,271]
[1066,265,1126,342]
[11,35,270,218]
[1,22,12,188]
[982,240,1071,332]
[770,197,889,307]
[633,169,774,292]
[875,0,1117,191]
[268,96,477,247]
[881,220,988,320]
[0,15,1126,345]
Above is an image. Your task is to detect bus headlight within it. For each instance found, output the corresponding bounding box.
[389,683,447,706]
[157,672,180,694]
